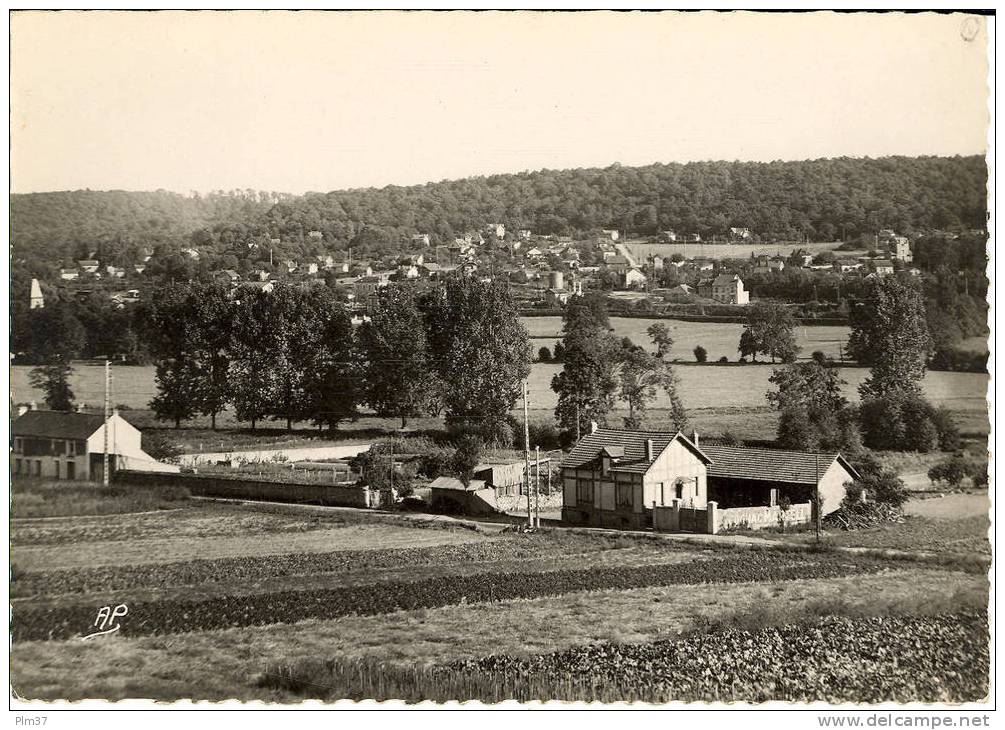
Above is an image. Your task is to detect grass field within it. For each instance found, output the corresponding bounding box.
[9,490,990,702]
[11,359,988,418]
[623,239,847,261]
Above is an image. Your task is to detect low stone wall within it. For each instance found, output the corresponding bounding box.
[115,469,373,508]
[717,502,812,532]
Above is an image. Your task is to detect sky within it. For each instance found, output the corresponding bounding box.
[10,10,991,195]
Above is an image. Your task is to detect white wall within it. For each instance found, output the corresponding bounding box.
[642,439,708,509]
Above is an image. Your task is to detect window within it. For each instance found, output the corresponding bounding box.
[674,478,686,500]
[616,482,633,509]
[576,479,594,504]
[34,460,42,477]
[67,440,77,457]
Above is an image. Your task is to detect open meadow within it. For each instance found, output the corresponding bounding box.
[622,239,848,261]
[10,486,989,702]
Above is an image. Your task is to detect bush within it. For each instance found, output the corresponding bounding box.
[811,350,829,365]
[928,456,970,488]
[528,422,562,451]
[717,355,729,363]
[848,454,909,508]
[451,434,483,485]
[142,431,184,462]
[552,342,565,362]
[418,447,454,479]
[693,345,707,363]
[720,431,742,447]
[537,346,552,363]
[859,395,954,453]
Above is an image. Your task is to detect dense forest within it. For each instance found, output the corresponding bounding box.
[11,155,988,272]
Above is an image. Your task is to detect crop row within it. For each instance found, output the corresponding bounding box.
[446,610,991,703]
[13,540,550,597]
[262,610,989,703]
[12,551,892,642]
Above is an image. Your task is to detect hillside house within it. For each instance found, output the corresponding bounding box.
[240,280,275,294]
[181,248,200,260]
[412,233,431,247]
[12,408,180,481]
[308,230,324,240]
[485,223,506,239]
[621,268,647,289]
[658,230,677,243]
[133,264,146,275]
[561,428,856,533]
[77,260,99,273]
[890,236,913,262]
[59,269,79,281]
[870,259,895,276]
[600,229,620,241]
[711,274,750,305]
[754,255,785,274]
[730,227,753,241]
[517,229,532,241]
[30,279,44,309]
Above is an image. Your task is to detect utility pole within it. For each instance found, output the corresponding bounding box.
[814,452,821,544]
[103,360,110,487]
[523,381,532,528]
[575,399,581,443]
[534,446,541,528]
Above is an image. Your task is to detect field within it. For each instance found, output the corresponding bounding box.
[11,315,989,420]
[623,239,847,261]
[10,491,990,703]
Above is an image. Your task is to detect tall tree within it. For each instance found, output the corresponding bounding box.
[359,284,442,428]
[646,322,675,359]
[849,277,933,400]
[767,361,859,453]
[551,293,622,439]
[738,301,800,363]
[303,289,361,433]
[424,277,530,443]
[28,358,75,411]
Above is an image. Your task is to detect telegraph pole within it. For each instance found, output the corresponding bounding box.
[534,446,541,528]
[103,360,110,487]
[814,452,821,543]
[575,399,581,443]
[523,381,532,528]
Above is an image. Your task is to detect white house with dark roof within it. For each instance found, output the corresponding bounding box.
[11,408,179,481]
[560,427,712,530]
[561,428,857,532]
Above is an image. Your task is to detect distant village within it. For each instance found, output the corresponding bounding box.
[33,224,928,318]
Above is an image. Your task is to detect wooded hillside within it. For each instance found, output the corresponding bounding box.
[11,155,987,268]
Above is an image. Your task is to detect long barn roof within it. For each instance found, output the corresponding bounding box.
[702,445,859,486]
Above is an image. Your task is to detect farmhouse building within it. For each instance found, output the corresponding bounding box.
[560,428,856,533]
[11,408,180,481]
[561,428,711,530]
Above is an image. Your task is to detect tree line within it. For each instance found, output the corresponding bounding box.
[132,278,531,439]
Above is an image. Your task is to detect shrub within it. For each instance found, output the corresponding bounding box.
[811,350,828,365]
[859,395,953,453]
[928,456,970,488]
[847,454,909,508]
[418,447,454,479]
[452,434,483,485]
[693,345,707,363]
[142,431,184,462]
[720,431,742,447]
[528,422,562,451]
[552,342,565,362]
[537,346,552,363]
[717,355,729,363]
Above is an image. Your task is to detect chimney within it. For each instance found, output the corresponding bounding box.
[589,420,598,435]
[645,439,654,462]
[691,430,699,448]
